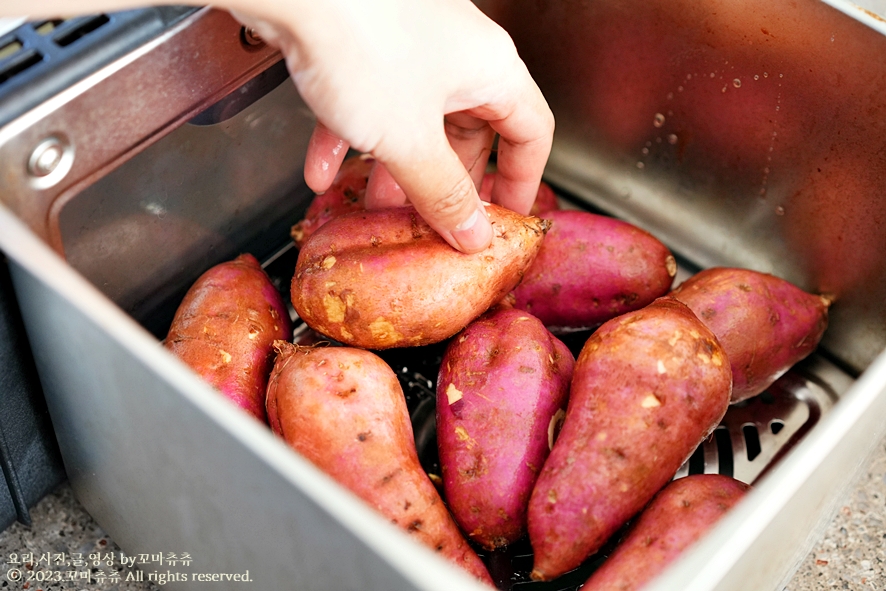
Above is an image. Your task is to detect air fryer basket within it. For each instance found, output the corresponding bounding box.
[0,3,884,591]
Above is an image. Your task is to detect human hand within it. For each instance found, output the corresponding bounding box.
[229,0,554,253]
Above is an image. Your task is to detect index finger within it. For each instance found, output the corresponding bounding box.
[304,123,350,194]
[478,66,555,215]
[379,126,493,254]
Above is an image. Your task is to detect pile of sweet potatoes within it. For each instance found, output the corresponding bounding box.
[163,155,832,589]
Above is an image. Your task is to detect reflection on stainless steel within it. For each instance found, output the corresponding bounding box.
[0,8,281,246]
[58,79,314,335]
[477,0,886,374]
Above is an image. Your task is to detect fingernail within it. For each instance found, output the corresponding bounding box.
[451,206,493,253]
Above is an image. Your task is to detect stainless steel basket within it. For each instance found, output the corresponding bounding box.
[0,3,884,590]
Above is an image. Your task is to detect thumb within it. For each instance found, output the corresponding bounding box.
[381,140,493,254]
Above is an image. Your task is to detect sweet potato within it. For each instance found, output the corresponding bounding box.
[165,253,291,422]
[582,474,749,591]
[292,203,549,349]
[670,267,830,403]
[512,210,677,331]
[478,172,560,216]
[291,156,557,248]
[527,297,731,581]
[436,304,574,550]
[266,343,493,585]
[290,154,375,248]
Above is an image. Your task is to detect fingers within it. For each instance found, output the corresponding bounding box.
[304,123,349,193]
[365,162,408,209]
[444,112,496,190]
[365,112,495,211]
[381,132,493,254]
[480,66,555,215]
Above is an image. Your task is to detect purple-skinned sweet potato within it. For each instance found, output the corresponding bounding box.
[290,154,375,248]
[266,343,493,585]
[436,304,574,551]
[581,474,749,591]
[164,253,292,423]
[670,267,831,403]
[527,297,732,581]
[291,203,549,349]
[512,210,677,331]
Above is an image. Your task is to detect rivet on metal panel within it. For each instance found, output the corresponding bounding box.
[241,27,263,47]
[26,136,73,190]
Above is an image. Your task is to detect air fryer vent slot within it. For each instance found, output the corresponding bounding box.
[0,17,88,88]
[54,15,110,47]
[0,45,42,85]
[0,39,22,59]
[34,20,64,36]
[0,7,204,127]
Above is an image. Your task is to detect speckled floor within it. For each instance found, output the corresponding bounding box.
[0,484,158,591]
[0,438,884,591]
[785,437,886,591]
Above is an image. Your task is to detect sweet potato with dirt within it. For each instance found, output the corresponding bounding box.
[290,154,375,248]
[512,210,677,331]
[292,203,549,349]
[165,253,291,422]
[291,156,557,248]
[266,343,492,585]
[582,474,749,591]
[527,297,732,581]
[436,304,573,551]
[478,172,560,216]
[670,267,830,403]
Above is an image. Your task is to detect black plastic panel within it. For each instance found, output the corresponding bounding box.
[0,256,66,530]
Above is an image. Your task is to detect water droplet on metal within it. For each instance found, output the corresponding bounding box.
[653,113,665,128]
[667,134,678,145]
[754,74,760,80]
[775,206,785,215]
[733,78,742,88]
[710,72,716,78]
[763,72,769,78]
[144,202,167,217]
